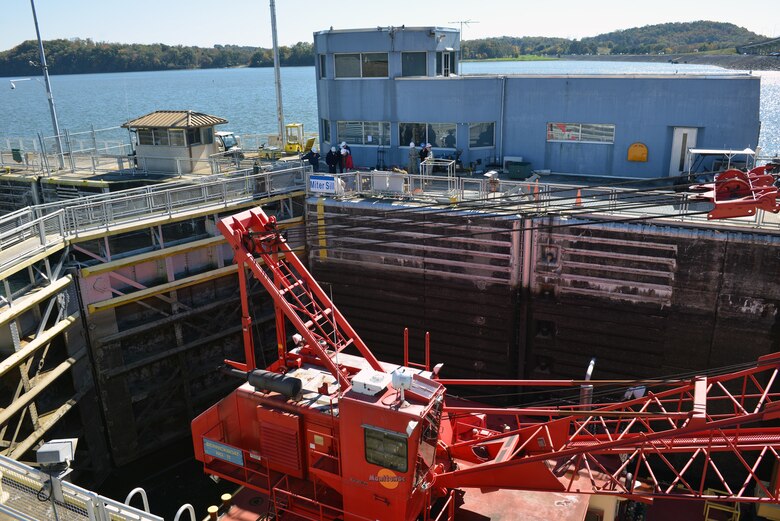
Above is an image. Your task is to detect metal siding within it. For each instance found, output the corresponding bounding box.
[316,30,760,178]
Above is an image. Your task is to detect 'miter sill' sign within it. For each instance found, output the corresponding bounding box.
[309,175,336,194]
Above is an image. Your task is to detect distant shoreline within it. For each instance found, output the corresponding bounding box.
[561,53,780,71]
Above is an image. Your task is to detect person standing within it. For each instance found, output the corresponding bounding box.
[301,146,321,172]
[340,141,354,171]
[325,146,340,173]
[407,142,419,175]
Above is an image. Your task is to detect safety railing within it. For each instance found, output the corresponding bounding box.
[0,210,66,275]
[0,166,307,276]
[306,170,780,231]
[0,454,163,521]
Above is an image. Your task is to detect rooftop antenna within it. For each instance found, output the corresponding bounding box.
[447,19,479,39]
[269,0,285,147]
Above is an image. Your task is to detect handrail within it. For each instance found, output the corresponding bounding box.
[173,503,196,521]
[125,487,151,512]
[0,165,307,275]
[0,454,163,521]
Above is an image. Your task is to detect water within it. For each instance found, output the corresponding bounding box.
[0,61,778,157]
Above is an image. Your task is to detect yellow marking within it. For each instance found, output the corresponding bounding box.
[317,197,327,259]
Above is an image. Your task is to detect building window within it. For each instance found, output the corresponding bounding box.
[428,123,456,148]
[153,129,169,146]
[321,118,331,143]
[547,123,615,144]
[399,123,427,147]
[334,52,389,78]
[362,53,388,77]
[335,53,361,78]
[402,52,426,76]
[469,122,495,148]
[169,129,186,147]
[187,128,202,146]
[319,54,326,79]
[337,121,390,146]
[137,129,153,145]
[201,127,213,145]
[400,122,456,148]
[364,426,407,472]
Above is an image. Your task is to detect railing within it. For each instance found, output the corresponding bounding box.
[306,171,780,231]
[0,454,163,521]
[0,165,307,276]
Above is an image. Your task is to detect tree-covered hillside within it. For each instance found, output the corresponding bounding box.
[0,38,314,76]
[0,21,768,75]
[461,21,766,58]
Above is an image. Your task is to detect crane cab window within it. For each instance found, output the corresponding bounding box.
[364,426,407,472]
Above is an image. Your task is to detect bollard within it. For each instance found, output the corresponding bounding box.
[207,505,219,520]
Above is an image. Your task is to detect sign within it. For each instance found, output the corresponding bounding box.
[203,439,244,466]
[309,175,336,194]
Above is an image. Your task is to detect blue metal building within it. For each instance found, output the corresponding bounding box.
[313,26,761,179]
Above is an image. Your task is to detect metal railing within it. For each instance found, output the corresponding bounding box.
[0,165,307,276]
[0,454,163,521]
[306,171,780,231]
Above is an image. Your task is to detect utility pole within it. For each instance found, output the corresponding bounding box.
[30,0,64,168]
[270,0,285,147]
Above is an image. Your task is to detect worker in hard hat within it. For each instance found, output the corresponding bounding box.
[407,142,418,175]
[325,146,341,173]
[301,146,321,172]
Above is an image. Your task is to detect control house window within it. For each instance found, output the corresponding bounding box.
[321,118,331,143]
[319,54,327,79]
[547,123,615,144]
[469,122,495,148]
[138,128,189,147]
[401,52,427,77]
[428,123,456,148]
[364,426,407,472]
[399,122,456,148]
[335,52,389,78]
[337,121,390,146]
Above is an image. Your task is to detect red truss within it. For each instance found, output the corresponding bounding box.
[435,354,780,503]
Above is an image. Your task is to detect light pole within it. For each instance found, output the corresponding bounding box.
[29,0,64,167]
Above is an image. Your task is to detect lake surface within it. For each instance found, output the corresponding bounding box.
[1,61,777,156]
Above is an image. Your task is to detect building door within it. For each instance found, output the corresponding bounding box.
[668,127,698,177]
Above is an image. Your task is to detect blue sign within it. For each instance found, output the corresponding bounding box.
[310,175,336,194]
[203,439,244,466]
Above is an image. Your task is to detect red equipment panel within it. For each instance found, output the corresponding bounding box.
[256,405,304,478]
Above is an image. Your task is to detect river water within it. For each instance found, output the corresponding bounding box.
[1,61,777,156]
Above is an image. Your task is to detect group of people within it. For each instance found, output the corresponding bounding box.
[407,142,433,175]
[304,140,436,174]
[324,142,353,173]
[300,141,353,173]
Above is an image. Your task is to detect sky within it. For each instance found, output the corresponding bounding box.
[1,0,778,52]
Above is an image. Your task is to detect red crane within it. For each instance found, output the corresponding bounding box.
[192,204,780,521]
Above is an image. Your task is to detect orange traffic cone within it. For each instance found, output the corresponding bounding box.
[575,188,582,207]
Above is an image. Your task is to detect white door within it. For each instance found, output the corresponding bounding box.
[668,127,698,177]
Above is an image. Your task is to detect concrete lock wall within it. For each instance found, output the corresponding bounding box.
[305,198,780,391]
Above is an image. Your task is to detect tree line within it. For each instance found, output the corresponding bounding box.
[0,21,766,76]
[0,38,315,76]
[461,22,765,58]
